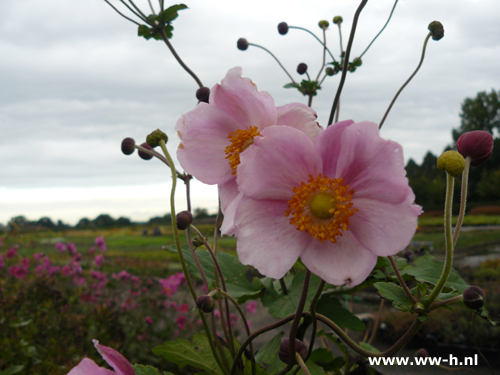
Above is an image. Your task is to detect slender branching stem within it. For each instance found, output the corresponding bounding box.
[126,0,149,20]
[453,157,471,246]
[314,27,327,82]
[147,0,155,14]
[295,353,311,375]
[289,26,336,62]
[158,29,204,88]
[387,256,418,305]
[359,0,399,59]
[134,144,185,179]
[103,0,141,25]
[472,313,495,374]
[307,94,313,108]
[248,43,297,85]
[211,313,230,372]
[379,32,432,130]
[368,299,384,344]
[431,294,463,310]
[328,0,368,125]
[305,280,326,361]
[279,278,289,295]
[337,24,344,63]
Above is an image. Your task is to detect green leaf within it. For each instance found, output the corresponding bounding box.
[0,366,25,375]
[153,333,223,375]
[262,271,322,319]
[401,254,469,293]
[156,4,188,24]
[315,293,365,331]
[283,83,301,89]
[358,342,380,354]
[254,332,284,375]
[132,364,166,375]
[374,282,412,312]
[309,348,344,371]
[478,308,499,326]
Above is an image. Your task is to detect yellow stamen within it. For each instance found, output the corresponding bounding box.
[224,126,263,174]
[285,174,358,243]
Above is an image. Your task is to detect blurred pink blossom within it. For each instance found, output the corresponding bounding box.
[89,246,96,255]
[67,242,77,255]
[245,301,257,314]
[55,242,66,252]
[95,236,107,252]
[94,255,104,267]
[9,265,27,278]
[0,254,4,268]
[175,315,187,330]
[33,253,45,262]
[112,270,131,281]
[177,303,189,313]
[6,246,19,258]
[229,313,239,327]
[145,316,154,325]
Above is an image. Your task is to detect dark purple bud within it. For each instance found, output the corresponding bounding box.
[297,63,308,75]
[278,338,308,364]
[176,211,193,230]
[121,138,135,155]
[237,38,249,51]
[457,130,494,166]
[463,286,485,310]
[196,87,210,103]
[278,22,289,35]
[138,142,153,160]
[415,348,428,358]
[196,295,215,313]
[428,21,444,41]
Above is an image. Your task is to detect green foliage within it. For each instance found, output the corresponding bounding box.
[132,364,166,375]
[374,282,413,312]
[138,4,188,40]
[283,80,321,97]
[315,293,366,331]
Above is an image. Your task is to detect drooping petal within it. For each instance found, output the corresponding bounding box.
[210,67,277,130]
[237,126,322,201]
[219,178,243,236]
[349,193,420,256]
[235,196,310,279]
[176,103,242,184]
[93,340,135,375]
[276,103,323,143]
[67,358,116,375]
[333,121,411,204]
[300,231,378,286]
[316,120,354,178]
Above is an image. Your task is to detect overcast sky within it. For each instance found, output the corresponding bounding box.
[1,0,499,225]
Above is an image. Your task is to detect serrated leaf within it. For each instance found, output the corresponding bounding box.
[132,364,166,375]
[138,25,153,39]
[374,282,412,312]
[315,293,365,331]
[156,4,188,24]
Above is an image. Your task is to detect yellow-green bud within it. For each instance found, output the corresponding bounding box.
[318,20,329,29]
[146,129,168,148]
[333,16,343,25]
[428,21,444,41]
[437,151,465,177]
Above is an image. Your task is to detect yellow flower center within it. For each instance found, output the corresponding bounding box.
[224,126,263,175]
[285,174,358,243]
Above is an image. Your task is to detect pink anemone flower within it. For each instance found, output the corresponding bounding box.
[67,339,135,375]
[235,121,421,286]
[176,67,322,235]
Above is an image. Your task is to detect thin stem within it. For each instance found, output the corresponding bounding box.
[314,27,327,82]
[117,0,147,22]
[453,157,471,246]
[295,353,311,375]
[307,94,313,108]
[359,0,399,59]
[126,0,149,20]
[211,313,231,372]
[337,24,344,63]
[425,172,455,309]
[328,0,368,125]
[472,313,495,375]
[248,43,297,85]
[387,256,418,305]
[334,98,340,124]
[379,32,432,130]
[158,29,204,88]
[103,0,141,26]
[134,144,185,178]
[431,294,463,310]
[289,26,336,62]
[279,278,289,295]
[305,280,326,361]
[147,0,155,14]
[368,300,384,344]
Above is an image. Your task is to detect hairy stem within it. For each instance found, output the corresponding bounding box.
[387,256,418,304]
[453,157,471,246]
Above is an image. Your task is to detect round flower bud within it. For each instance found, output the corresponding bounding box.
[146,129,168,148]
[196,295,215,313]
[415,348,428,358]
[333,16,343,25]
[278,338,308,364]
[463,286,485,310]
[278,22,289,35]
[456,130,494,166]
[176,210,193,230]
[297,63,308,75]
[192,237,204,248]
[325,67,335,76]
[318,20,329,29]
[121,137,135,155]
[138,142,153,160]
[196,87,210,103]
[237,38,249,51]
[353,57,362,67]
[428,21,444,41]
[437,151,466,177]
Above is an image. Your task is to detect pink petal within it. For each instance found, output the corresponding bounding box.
[235,196,310,279]
[176,103,241,185]
[219,178,243,236]
[349,194,421,256]
[93,340,135,375]
[67,358,116,375]
[276,103,323,142]
[237,126,322,200]
[333,121,411,204]
[301,231,378,286]
[210,67,277,130]
[316,120,355,178]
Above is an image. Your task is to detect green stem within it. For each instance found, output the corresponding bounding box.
[103,0,141,25]
[248,43,297,85]
[314,27,327,82]
[305,280,326,361]
[295,353,311,375]
[387,256,418,305]
[158,140,228,375]
[453,157,471,246]
[426,172,455,309]
[431,294,463,310]
[289,26,336,62]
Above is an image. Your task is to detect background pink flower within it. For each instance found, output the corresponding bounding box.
[6,246,19,258]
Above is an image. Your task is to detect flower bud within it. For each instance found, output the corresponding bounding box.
[428,21,444,41]
[138,143,153,160]
[415,348,428,358]
[121,137,136,155]
[325,67,335,76]
[196,87,210,103]
[353,57,362,67]
[192,237,204,247]
[146,129,168,148]
[318,20,329,29]
[333,16,343,25]
[456,130,494,166]
[196,295,215,313]
[176,211,193,230]
[297,63,308,75]
[463,286,485,310]
[278,338,308,364]
[237,38,249,51]
[278,22,289,35]
[437,151,465,177]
